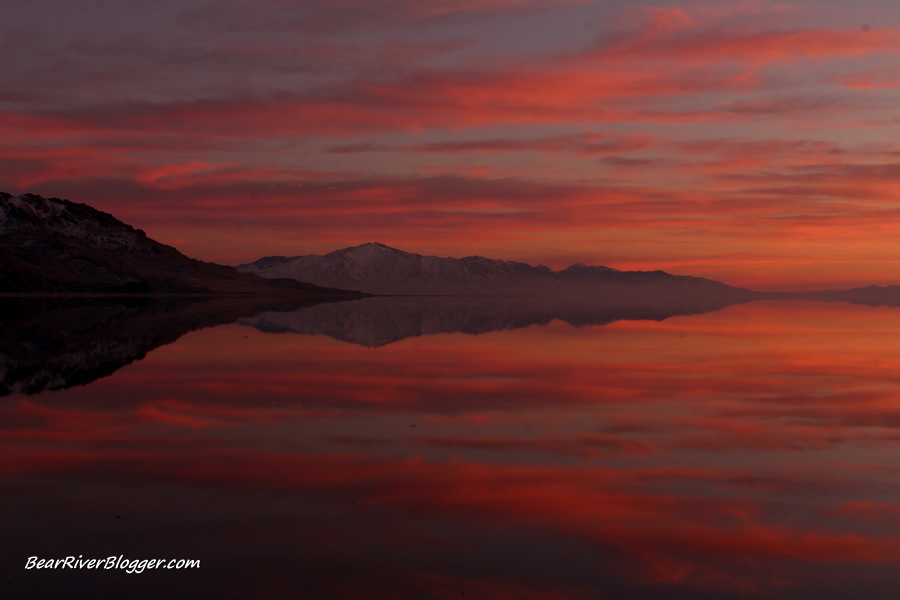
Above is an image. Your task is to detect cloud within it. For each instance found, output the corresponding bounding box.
[830,68,900,89]
[4,1,900,288]
[327,132,655,156]
[330,432,654,458]
[582,3,900,66]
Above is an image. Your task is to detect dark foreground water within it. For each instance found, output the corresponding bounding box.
[4,298,900,599]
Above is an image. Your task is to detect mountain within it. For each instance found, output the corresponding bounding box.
[238,242,758,298]
[0,192,365,297]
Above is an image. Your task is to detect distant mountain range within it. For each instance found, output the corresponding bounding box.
[238,243,900,306]
[9,191,900,395]
[237,242,758,299]
[0,192,363,297]
[6,191,900,309]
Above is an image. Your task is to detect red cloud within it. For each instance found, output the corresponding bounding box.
[831,68,900,89]
[330,432,654,458]
[584,4,900,66]
[4,3,900,289]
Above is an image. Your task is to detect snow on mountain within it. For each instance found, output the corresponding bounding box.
[0,191,156,252]
[237,242,743,296]
[238,242,563,294]
[0,192,365,296]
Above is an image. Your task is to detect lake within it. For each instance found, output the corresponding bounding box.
[4,298,900,599]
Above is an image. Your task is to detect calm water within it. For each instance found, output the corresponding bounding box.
[5,299,900,599]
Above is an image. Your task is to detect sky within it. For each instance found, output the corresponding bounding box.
[3,0,900,290]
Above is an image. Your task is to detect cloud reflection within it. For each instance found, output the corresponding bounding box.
[5,301,900,597]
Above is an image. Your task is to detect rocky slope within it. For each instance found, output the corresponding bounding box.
[0,192,363,296]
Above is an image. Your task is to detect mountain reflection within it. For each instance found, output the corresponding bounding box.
[1,294,752,396]
[240,294,753,347]
[8,288,900,397]
[0,296,338,396]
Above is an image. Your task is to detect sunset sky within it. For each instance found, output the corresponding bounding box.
[4,0,900,290]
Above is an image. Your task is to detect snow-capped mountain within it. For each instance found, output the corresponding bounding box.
[238,242,751,297]
[238,242,566,294]
[0,192,363,296]
[1,191,157,252]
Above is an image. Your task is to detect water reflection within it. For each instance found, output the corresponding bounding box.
[240,294,749,347]
[4,300,900,598]
[2,294,748,396]
[0,296,346,396]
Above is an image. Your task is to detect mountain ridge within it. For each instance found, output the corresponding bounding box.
[0,192,365,297]
[7,191,900,306]
[238,242,747,297]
